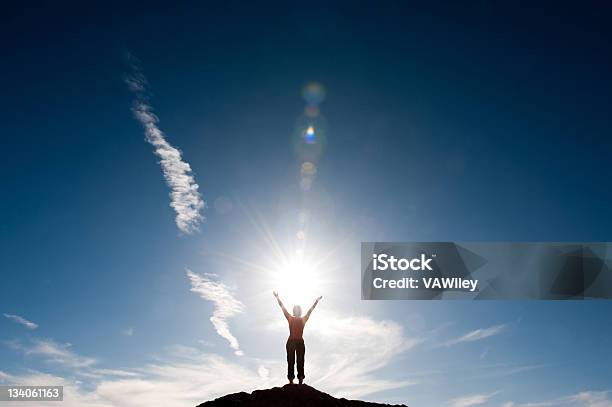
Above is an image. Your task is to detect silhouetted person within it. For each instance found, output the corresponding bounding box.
[273,291,322,384]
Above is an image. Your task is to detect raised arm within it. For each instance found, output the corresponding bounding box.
[304,296,322,322]
[273,291,291,320]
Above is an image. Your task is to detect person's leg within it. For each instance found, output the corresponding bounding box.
[296,340,305,384]
[286,340,296,383]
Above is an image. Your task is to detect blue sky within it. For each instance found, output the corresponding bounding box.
[1,2,612,406]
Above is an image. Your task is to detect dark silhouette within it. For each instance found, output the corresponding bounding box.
[196,383,408,407]
[273,291,322,385]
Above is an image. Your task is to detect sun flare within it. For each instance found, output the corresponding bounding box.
[273,258,320,309]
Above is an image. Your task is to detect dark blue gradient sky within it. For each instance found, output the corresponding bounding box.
[1,2,612,406]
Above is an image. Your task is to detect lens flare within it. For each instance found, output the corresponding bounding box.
[300,177,313,191]
[302,82,326,106]
[293,114,328,162]
[301,161,317,176]
[304,105,320,117]
[305,126,316,144]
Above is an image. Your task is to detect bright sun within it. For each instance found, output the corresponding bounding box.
[274,258,319,308]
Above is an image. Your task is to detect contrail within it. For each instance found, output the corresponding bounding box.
[124,54,205,234]
[186,269,245,355]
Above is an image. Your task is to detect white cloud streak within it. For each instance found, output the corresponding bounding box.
[265,311,419,399]
[0,370,112,407]
[2,336,414,407]
[125,55,205,234]
[1,314,416,403]
[501,391,612,407]
[567,391,612,407]
[187,270,245,355]
[96,348,269,406]
[8,338,96,369]
[4,323,604,407]
[450,393,497,407]
[2,344,275,407]
[3,313,38,329]
[445,324,506,346]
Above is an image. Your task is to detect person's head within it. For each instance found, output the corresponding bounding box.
[292,305,302,317]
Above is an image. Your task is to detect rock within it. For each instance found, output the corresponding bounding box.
[196,384,407,407]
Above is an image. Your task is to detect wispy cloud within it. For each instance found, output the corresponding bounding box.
[450,392,498,407]
[0,370,112,407]
[268,311,420,398]
[3,338,142,385]
[187,270,245,355]
[3,344,275,407]
[6,324,600,407]
[502,391,612,407]
[124,54,205,234]
[8,338,96,369]
[566,391,612,407]
[445,324,506,346]
[96,347,271,406]
[3,313,38,329]
[2,337,414,407]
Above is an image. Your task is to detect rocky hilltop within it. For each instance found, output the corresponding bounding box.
[196,384,407,407]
